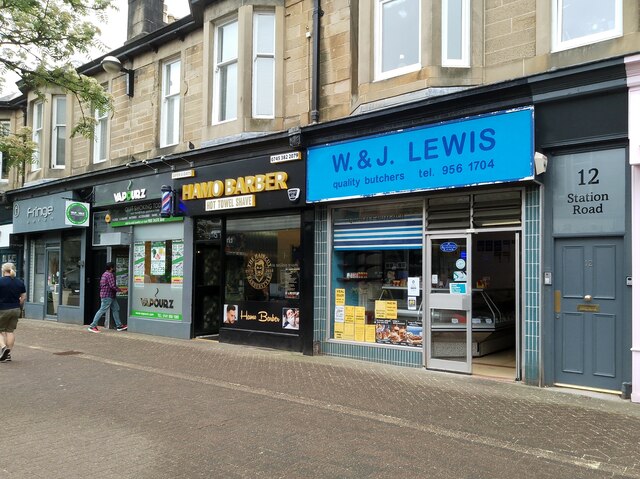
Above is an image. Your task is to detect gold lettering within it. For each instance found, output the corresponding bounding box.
[258,311,280,322]
[254,174,266,192]
[225,178,236,196]
[182,184,193,200]
[235,176,248,195]
[240,311,257,320]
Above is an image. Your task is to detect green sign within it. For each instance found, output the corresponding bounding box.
[65,201,90,227]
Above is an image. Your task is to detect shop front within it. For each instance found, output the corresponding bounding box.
[12,193,90,323]
[92,173,190,337]
[308,108,538,380]
[175,151,311,351]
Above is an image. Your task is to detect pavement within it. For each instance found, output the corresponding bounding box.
[1,319,640,479]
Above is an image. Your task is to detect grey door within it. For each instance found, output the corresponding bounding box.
[554,238,623,392]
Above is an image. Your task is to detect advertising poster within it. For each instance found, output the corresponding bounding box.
[375,319,391,343]
[406,321,423,348]
[133,242,145,285]
[335,288,345,306]
[365,325,376,342]
[115,256,129,296]
[151,241,166,275]
[171,240,184,286]
[282,307,299,330]
[219,301,300,333]
[335,305,345,322]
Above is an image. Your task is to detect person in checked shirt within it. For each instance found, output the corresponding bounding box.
[87,262,127,333]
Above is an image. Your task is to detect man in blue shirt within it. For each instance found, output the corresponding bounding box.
[87,262,127,333]
[0,262,26,362]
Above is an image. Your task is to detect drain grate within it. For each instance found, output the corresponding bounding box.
[53,350,83,356]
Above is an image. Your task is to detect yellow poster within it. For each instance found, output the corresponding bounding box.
[375,300,386,319]
[365,325,376,342]
[355,306,366,322]
[334,322,345,340]
[345,305,355,323]
[385,301,398,320]
[344,322,355,340]
[335,288,345,306]
[355,322,365,342]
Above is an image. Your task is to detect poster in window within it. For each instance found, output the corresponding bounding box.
[133,242,145,285]
[151,241,166,275]
[282,307,299,330]
[115,256,129,295]
[171,240,184,286]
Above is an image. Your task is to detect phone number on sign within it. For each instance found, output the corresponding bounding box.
[442,159,495,175]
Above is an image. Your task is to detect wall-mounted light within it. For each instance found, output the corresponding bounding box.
[101,55,134,97]
[534,152,548,175]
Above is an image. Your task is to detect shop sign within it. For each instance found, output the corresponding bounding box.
[270,151,302,163]
[130,283,183,321]
[222,301,300,333]
[449,283,467,294]
[174,155,306,214]
[64,201,90,227]
[550,149,625,235]
[307,108,534,202]
[94,176,170,207]
[13,194,88,233]
[440,241,458,253]
[106,202,184,227]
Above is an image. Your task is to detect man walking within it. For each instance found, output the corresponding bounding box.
[88,262,127,333]
[0,262,26,362]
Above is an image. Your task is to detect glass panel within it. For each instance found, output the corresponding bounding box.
[46,250,60,315]
[55,126,66,165]
[446,0,463,60]
[381,0,419,73]
[55,97,66,123]
[219,63,237,121]
[31,239,46,303]
[219,21,238,63]
[61,234,81,306]
[430,238,467,291]
[166,61,180,95]
[431,309,467,362]
[561,0,617,42]
[255,13,275,54]
[254,57,274,116]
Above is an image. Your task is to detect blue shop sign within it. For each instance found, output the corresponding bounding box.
[307,108,534,202]
[440,242,458,253]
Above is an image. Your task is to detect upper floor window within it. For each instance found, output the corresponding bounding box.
[552,0,622,51]
[252,11,275,118]
[160,59,181,147]
[51,95,67,168]
[374,0,420,81]
[213,19,238,123]
[442,0,470,67]
[0,120,10,182]
[32,101,43,171]
[93,106,108,163]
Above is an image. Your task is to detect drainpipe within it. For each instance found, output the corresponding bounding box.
[310,0,323,124]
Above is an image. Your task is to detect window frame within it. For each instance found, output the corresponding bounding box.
[252,10,276,119]
[374,0,421,81]
[212,17,239,124]
[160,58,181,148]
[442,0,470,68]
[552,0,623,52]
[0,119,10,182]
[31,101,43,171]
[93,105,108,164]
[51,95,67,169]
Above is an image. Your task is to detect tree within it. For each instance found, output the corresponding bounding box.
[0,0,116,137]
[0,126,37,187]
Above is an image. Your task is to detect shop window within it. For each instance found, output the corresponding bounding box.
[130,238,184,321]
[51,95,67,168]
[552,0,622,51]
[224,215,301,331]
[61,233,82,307]
[32,101,43,171]
[160,58,181,147]
[29,238,46,303]
[330,203,423,346]
[442,0,470,67]
[213,18,238,123]
[374,0,420,81]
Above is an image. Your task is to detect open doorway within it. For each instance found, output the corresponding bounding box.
[470,232,519,380]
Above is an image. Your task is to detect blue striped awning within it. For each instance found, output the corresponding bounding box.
[333,216,423,250]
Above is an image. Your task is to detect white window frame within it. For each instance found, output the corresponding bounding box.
[0,120,10,182]
[160,58,181,147]
[552,0,623,52]
[213,18,239,124]
[32,101,43,171]
[442,0,470,68]
[374,0,421,81]
[252,11,276,119]
[51,95,67,169]
[93,106,108,164]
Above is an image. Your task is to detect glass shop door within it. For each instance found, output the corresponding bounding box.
[425,234,472,374]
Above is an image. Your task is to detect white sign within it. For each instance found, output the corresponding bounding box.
[205,194,255,211]
[408,277,420,297]
[171,169,195,179]
[270,151,301,164]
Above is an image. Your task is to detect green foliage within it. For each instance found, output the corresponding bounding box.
[0,127,37,186]
[0,0,116,137]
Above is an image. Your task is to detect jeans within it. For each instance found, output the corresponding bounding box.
[89,297,122,328]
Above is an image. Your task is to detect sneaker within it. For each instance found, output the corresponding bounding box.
[0,346,9,361]
[4,353,11,362]
[87,326,100,333]
[116,325,128,332]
